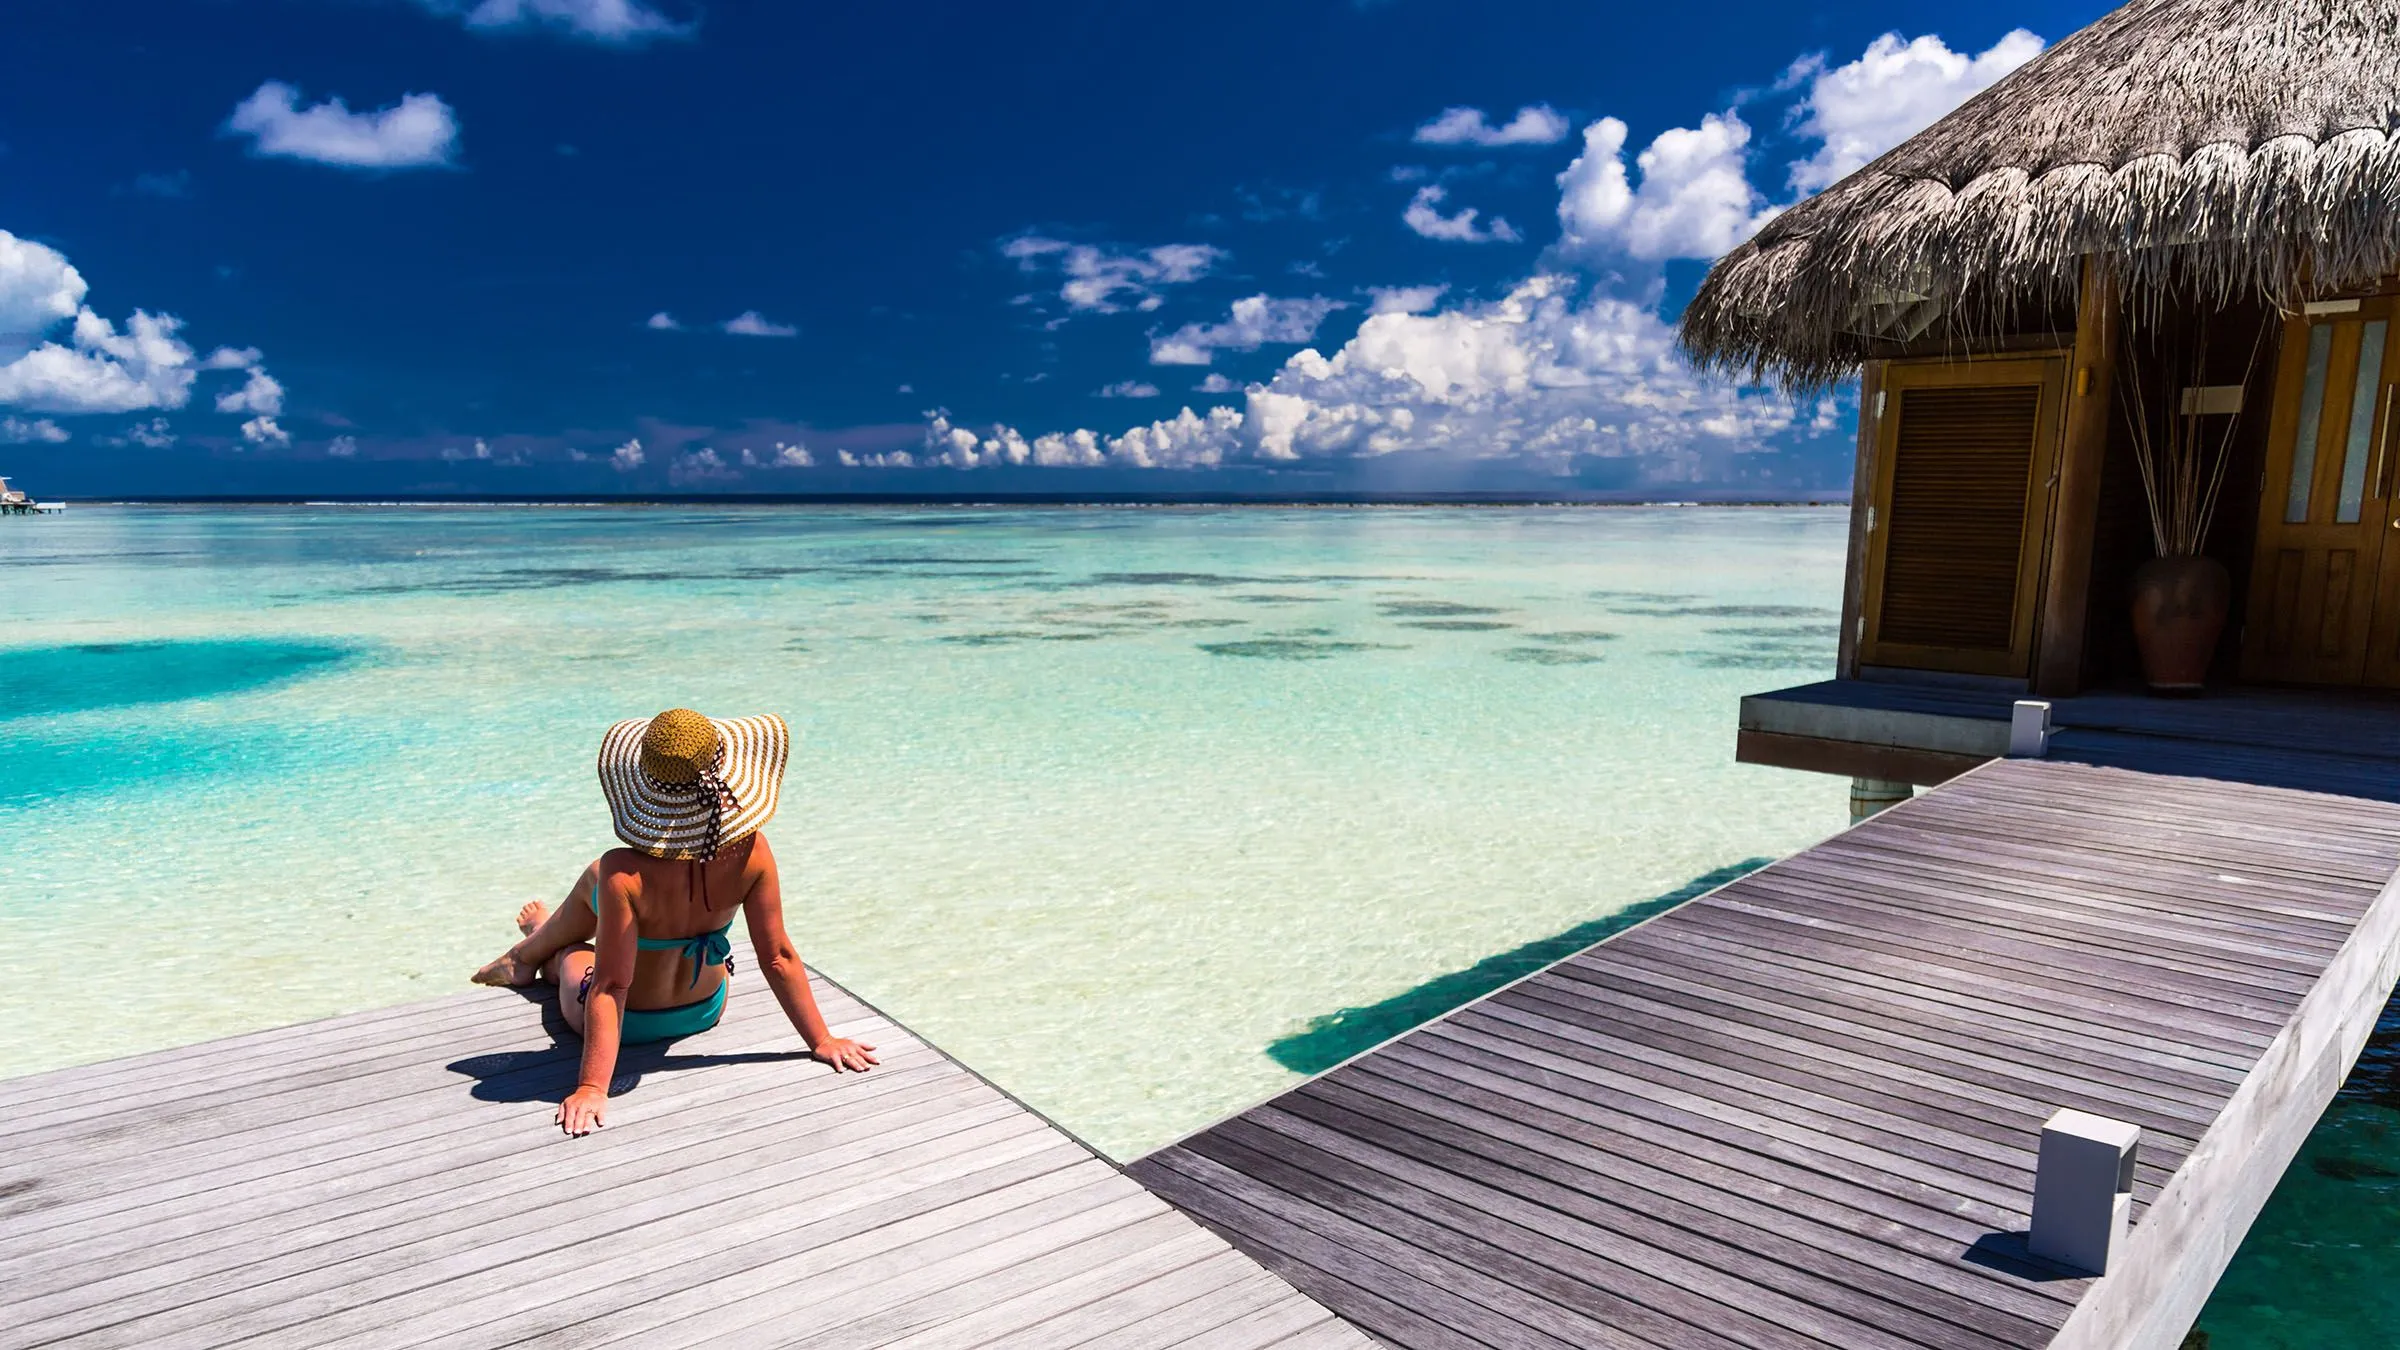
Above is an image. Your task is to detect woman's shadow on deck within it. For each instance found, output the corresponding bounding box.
[444,988,809,1103]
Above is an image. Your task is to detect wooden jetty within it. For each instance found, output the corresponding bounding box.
[0,970,1371,1350]
[0,475,60,515]
[1132,734,2400,1350]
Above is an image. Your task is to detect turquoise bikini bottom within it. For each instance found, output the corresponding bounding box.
[581,973,727,1043]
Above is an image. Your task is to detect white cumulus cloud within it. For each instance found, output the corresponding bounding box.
[123,417,175,448]
[0,415,67,443]
[669,447,737,484]
[721,310,797,337]
[920,28,2024,484]
[1787,30,2044,192]
[1096,380,1161,398]
[1413,104,1570,147]
[225,82,459,170]
[771,441,813,467]
[214,366,284,417]
[610,437,644,471]
[0,232,87,340]
[1368,284,1449,315]
[1003,235,1226,314]
[1554,112,1775,264]
[921,274,1803,479]
[1150,295,1346,366]
[646,311,680,330]
[1403,186,1520,244]
[240,416,290,448]
[0,309,204,415]
[326,434,359,458]
[416,0,690,42]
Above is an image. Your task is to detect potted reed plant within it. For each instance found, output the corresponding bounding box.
[2119,327,2262,690]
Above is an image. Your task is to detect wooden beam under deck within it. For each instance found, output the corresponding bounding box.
[1737,727,1985,787]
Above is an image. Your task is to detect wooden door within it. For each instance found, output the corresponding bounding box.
[2243,301,2400,686]
[1857,356,2066,679]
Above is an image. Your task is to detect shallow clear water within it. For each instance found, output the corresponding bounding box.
[0,504,1848,1156]
[2,504,2387,1340]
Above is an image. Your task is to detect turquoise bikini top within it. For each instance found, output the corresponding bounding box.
[588,881,734,989]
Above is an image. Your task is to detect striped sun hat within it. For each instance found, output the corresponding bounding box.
[596,708,789,860]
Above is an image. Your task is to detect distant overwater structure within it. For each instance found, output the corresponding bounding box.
[0,474,61,514]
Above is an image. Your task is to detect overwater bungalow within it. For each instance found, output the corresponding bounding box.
[1682,0,2400,808]
[0,474,60,513]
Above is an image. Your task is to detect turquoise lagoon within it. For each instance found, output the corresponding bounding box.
[0,504,2389,1338]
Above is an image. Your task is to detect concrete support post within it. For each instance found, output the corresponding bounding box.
[1848,778,1913,827]
[2030,1108,2142,1275]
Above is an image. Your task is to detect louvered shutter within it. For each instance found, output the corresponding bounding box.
[1860,358,2064,678]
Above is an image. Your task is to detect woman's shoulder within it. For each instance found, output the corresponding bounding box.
[593,848,656,891]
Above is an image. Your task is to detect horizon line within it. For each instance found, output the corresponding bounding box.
[49,491,1854,509]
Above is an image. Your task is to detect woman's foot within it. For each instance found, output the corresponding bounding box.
[471,950,537,987]
[469,902,552,987]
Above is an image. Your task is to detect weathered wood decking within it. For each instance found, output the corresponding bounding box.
[0,971,1371,1349]
[1131,749,2400,1349]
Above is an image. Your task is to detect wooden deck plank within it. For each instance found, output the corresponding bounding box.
[0,972,1345,1349]
[1548,955,2230,1115]
[1294,1072,2075,1319]
[1135,754,2400,1349]
[1073,1263,1328,1349]
[0,1008,880,1275]
[1326,1056,2072,1299]
[0,1058,967,1320]
[885,1246,1260,1350]
[0,989,869,1255]
[1205,1108,2031,1350]
[1570,933,2250,1092]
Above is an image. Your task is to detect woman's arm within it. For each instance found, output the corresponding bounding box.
[740,835,877,1072]
[559,870,638,1134]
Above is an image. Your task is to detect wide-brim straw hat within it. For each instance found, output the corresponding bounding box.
[597,708,789,860]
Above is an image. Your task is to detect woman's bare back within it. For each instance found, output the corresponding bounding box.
[600,841,757,1009]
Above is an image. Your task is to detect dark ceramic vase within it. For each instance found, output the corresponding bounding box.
[2130,554,2232,691]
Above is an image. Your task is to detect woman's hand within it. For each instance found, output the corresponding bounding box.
[557,1086,609,1136]
[811,1037,879,1073]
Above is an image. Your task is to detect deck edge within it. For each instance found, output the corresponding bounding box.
[2049,855,2400,1350]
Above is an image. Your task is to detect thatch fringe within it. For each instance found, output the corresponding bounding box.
[1681,0,2400,391]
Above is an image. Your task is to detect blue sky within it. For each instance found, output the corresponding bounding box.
[0,0,2106,497]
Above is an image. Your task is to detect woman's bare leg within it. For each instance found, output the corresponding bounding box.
[552,946,597,1036]
[472,894,597,987]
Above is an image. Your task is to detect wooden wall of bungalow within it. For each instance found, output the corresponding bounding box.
[1836,266,2400,697]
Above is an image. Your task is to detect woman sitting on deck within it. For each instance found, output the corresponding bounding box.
[473,708,877,1136]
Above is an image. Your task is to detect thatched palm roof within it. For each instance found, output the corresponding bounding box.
[1681,0,2400,388]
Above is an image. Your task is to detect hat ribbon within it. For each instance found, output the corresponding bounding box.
[639,744,742,861]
